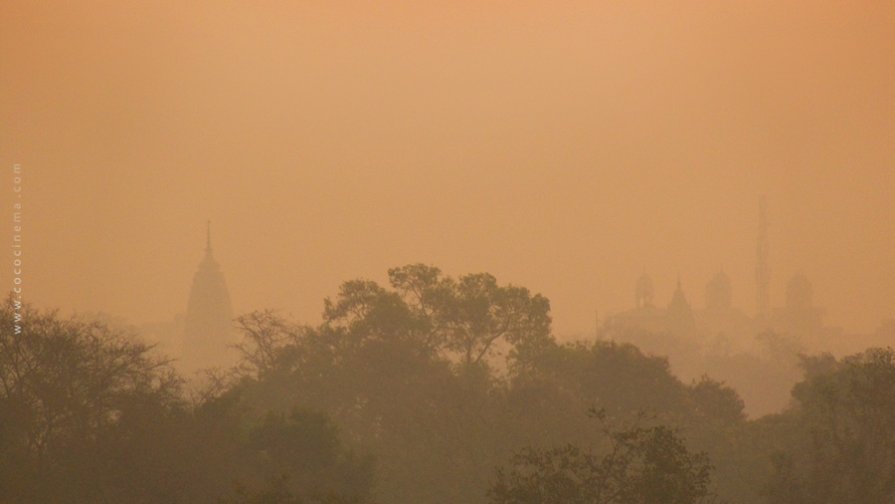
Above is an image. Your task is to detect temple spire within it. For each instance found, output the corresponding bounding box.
[183,218,234,372]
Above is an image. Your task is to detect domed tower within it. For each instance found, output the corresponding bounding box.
[635,274,655,309]
[786,274,813,311]
[705,271,732,311]
[771,273,825,347]
[183,222,235,371]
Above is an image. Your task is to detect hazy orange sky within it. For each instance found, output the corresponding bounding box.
[2,1,893,336]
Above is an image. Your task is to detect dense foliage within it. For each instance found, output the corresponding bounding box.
[2,265,894,504]
[0,298,373,504]
[490,415,715,504]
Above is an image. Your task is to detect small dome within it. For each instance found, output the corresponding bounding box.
[705,271,732,310]
[635,274,655,308]
[786,274,813,310]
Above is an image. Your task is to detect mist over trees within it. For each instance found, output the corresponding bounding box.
[2,265,895,503]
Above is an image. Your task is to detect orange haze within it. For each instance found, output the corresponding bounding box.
[1,1,893,338]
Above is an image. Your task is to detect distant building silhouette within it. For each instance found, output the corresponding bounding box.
[604,276,697,339]
[667,277,696,336]
[599,198,847,357]
[605,269,842,356]
[182,222,235,371]
[635,274,655,309]
[699,271,755,354]
[770,274,829,347]
[705,270,732,311]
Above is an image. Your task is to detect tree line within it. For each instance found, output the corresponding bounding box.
[2,264,894,503]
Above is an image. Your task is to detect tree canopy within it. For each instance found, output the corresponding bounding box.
[4,265,893,504]
[490,415,715,504]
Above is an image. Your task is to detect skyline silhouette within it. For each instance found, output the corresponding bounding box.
[2,2,893,336]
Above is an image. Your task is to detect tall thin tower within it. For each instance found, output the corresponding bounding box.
[755,196,770,319]
[183,221,235,371]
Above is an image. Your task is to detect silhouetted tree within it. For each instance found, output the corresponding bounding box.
[324,264,552,371]
[0,298,374,504]
[766,348,895,503]
[490,413,716,504]
[0,297,181,502]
